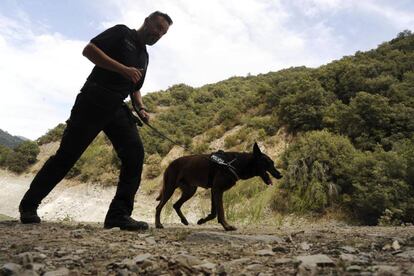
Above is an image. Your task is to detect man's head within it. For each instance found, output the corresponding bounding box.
[140,11,173,45]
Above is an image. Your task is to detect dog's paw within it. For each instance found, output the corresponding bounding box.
[181,219,189,225]
[224,225,237,231]
[155,224,164,229]
[197,218,205,225]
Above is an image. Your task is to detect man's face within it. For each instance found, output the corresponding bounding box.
[144,16,170,45]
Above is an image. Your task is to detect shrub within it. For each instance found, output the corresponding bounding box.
[37,123,66,145]
[192,142,209,154]
[244,116,278,135]
[0,145,11,167]
[66,135,118,185]
[278,86,335,132]
[279,130,357,212]
[145,154,162,179]
[205,126,226,142]
[3,141,40,174]
[217,106,240,128]
[14,141,40,164]
[324,92,414,151]
[348,149,413,225]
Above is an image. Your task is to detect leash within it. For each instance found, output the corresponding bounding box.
[131,103,240,181]
[131,103,191,152]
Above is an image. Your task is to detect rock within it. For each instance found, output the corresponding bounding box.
[274,258,293,265]
[224,257,251,267]
[257,273,273,276]
[346,265,362,272]
[31,263,45,272]
[36,253,47,261]
[246,263,266,271]
[396,249,414,259]
[145,237,157,245]
[120,257,135,268]
[193,262,216,270]
[370,265,400,275]
[382,243,392,251]
[17,252,34,266]
[70,229,84,239]
[133,253,152,263]
[407,264,414,275]
[20,270,40,276]
[300,242,311,251]
[114,268,129,276]
[341,246,358,254]
[352,252,372,265]
[297,263,318,276]
[1,263,22,275]
[54,250,67,258]
[295,254,335,267]
[339,253,356,263]
[392,240,401,251]
[255,249,275,256]
[131,244,146,250]
[185,231,283,244]
[43,267,71,276]
[216,264,227,275]
[272,246,289,253]
[173,254,203,267]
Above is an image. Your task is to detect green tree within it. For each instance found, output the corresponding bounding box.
[349,149,413,225]
[0,145,11,167]
[278,84,335,132]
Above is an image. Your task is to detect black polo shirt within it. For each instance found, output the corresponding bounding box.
[86,24,148,99]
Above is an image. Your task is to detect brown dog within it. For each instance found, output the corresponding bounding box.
[155,143,282,231]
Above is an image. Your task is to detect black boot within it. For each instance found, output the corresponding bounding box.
[19,204,41,224]
[104,215,149,231]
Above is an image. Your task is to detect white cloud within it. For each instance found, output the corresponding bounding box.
[359,1,414,30]
[102,0,335,91]
[0,14,92,140]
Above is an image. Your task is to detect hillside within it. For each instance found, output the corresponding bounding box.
[0,128,25,148]
[9,30,414,226]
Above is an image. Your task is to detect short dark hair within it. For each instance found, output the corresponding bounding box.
[148,11,173,25]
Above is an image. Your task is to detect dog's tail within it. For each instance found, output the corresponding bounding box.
[156,166,170,201]
[156,183,164,201]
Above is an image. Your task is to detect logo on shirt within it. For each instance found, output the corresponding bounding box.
[124,38,136,51]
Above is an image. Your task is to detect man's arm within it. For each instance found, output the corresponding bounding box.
[131,90,150,123]
[82,43,142,84]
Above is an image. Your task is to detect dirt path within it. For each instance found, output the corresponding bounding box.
[0,169,203,224]
[1,170,414,275]
[0,221,413,275]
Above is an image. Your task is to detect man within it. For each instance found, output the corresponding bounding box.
[19,11,172,231]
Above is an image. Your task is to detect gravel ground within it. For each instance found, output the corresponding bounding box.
[0,221,413,275]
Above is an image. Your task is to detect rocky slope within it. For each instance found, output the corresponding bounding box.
[0,221,413,275]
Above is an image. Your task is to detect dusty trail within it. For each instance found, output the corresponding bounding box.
[1,170,414,275]
[0,221,413,275]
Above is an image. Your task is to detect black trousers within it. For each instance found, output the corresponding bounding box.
[20,83,144,218]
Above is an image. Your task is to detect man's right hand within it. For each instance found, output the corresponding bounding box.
[122,67,143,84]
[83,43,144,83]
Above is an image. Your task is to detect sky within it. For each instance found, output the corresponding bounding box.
[1,0,414,140]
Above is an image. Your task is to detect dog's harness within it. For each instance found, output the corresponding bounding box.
[208,151,240,186]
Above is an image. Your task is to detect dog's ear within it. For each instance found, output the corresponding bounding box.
[253,142,261,157]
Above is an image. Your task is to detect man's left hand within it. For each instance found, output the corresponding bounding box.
[139,109,150,124]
